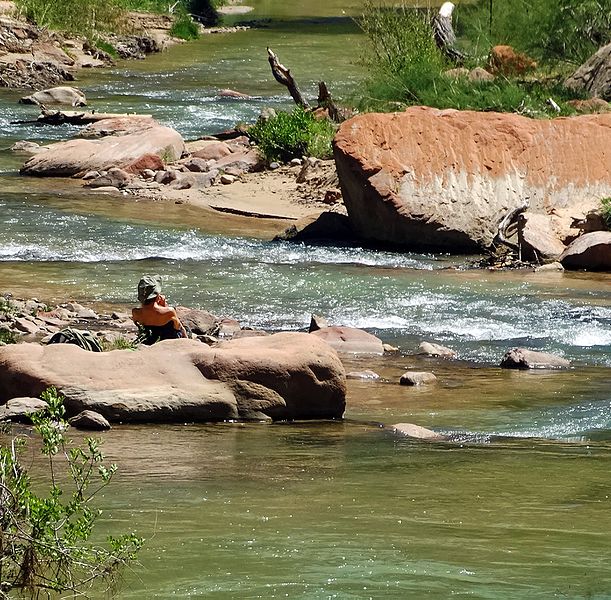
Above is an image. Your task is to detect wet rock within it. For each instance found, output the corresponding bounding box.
[500,348,570,370]
[311,326,384,355]
[383,343,400,353]
[391,423,447,441]
[309,314,329,333]
[400,371,437,386]
[218,88,251,99]
[534,262,564,272]
[69,409,111,430]
[11,140,43,154]
[418,342,456,358]
[20,86,86,107]
[559,231,611,271]
[275,212,354,243]
[0,397,48,423]
[346,370,380,380]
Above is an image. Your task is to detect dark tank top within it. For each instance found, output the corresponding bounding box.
[141,320,182,345]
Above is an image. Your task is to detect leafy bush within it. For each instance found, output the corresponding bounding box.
[170,10,199,40]
[248,107,336,163]
[461,0,611,65]
[602,197,611,230]
[0,327,17,344]
[0,388,143,597]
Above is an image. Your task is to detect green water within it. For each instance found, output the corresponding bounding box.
[1,0,611,597]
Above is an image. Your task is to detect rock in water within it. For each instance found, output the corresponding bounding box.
[0,334,346,423]
[20,86,87,107]
[333,107,611,251]
[500,348,570,370]
[559,231,611,271]
[399,371,437,386]
[311,326,384,355]
[20,120,184,177]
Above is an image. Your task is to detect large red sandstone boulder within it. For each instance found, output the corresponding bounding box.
[0,333,346,423]
[20,120,184,177]
[333,107,611,251]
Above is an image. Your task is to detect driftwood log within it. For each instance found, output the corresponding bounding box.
[11,110,153,126]
[267,47,309,108]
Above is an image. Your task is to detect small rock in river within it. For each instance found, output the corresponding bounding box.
[400,371,437,386]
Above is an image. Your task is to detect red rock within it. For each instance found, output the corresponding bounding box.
[488,45,537,76]
[125,153,165,174]
[311,326,384,355]
[333,107,611,250]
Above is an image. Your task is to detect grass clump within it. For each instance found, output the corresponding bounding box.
[16,0,122,37]
[102,335,138,351]
[601,198,611,230]
[248,107,336,163]
[0,328,17,344]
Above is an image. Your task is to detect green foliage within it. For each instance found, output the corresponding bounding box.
[0,387,143,597]
[461,0,611,65]
[94,38,119,58]
[248,107,336,163]
[355,1,587,115]
[15,0,122,36]
[601,198,611,230]
[170,10,200,40]
[102,336,138,351]
[0,328,17,345]
[0,297,14,317]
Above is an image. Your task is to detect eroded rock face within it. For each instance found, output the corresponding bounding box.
[20,122,184,177]
[0,333,346,423]
[333,107,611,251]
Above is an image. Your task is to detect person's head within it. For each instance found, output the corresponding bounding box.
[137,275,162,305]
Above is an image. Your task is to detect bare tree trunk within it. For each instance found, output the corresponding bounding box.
[267,47,309,108]
[317,81,342,122]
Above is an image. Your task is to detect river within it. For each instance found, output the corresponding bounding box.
[1,1,611,597]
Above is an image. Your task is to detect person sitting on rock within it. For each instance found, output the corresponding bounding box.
[132,275,187,345]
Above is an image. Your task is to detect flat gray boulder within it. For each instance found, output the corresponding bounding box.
[500,348,570,370]
[0,333,346,423]
[565,43,611,101]
[0,397,48,423]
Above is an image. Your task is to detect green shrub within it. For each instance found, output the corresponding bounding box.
[0,328,17,344]
[103,335,138,351]
[602,197,611,230]
[461,0,611,65]
[170,10,199,40]
[0,388,143,596]
[248,107,336,163]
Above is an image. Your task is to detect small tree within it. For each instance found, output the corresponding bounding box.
[0,388,143,598]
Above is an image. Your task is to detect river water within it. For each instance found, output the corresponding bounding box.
[1,1,611,597]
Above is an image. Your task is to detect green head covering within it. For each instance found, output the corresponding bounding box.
[137,275,162,303]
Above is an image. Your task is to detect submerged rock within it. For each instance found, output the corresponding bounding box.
[391,423,447,441]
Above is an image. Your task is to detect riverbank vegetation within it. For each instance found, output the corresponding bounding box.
[14,0,219,39]
[355,0,606,116]
[0,388,143,597]
[248,107,336,162]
